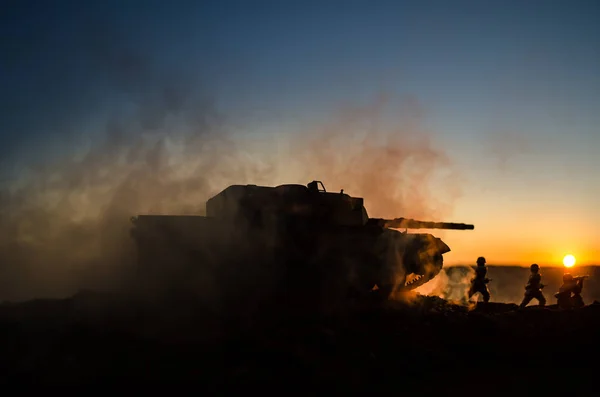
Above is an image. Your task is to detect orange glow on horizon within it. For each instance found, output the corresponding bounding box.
[440,231,598,267]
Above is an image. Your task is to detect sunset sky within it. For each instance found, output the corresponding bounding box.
[1,0,599,270]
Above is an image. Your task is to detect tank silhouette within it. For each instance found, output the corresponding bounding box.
[130,180,474,302]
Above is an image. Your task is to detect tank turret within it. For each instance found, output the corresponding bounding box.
[130,180,475,304]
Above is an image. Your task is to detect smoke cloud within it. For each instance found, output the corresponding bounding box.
[415,266,477,308]
[0,9,465,303]
[286,94,462,220]
[0,94,465,302]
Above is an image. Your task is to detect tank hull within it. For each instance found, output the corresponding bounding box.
[130,214,449,305]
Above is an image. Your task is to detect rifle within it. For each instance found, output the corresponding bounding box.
[572,275,589,282]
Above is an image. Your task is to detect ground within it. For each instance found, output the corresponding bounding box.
[1,290,598,395]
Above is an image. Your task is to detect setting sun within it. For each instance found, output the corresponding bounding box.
[563,254,576,268]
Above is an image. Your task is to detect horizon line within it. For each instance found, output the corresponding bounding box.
[446,263,599,268]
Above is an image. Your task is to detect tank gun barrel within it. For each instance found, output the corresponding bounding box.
[372,217,475,230]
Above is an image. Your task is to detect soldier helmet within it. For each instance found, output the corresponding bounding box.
[476,256,486,266]
[530,263,539,272]
[563,273,573,282]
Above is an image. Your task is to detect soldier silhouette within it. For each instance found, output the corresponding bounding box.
[519,263,546,308]
[555,273,587,309]
[468,256,491,303]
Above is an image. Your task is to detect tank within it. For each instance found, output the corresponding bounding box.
[129,181,474,304]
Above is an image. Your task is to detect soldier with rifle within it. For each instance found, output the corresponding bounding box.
[468,256,491,303]
[555,273,588,309]
[519,263,546,308]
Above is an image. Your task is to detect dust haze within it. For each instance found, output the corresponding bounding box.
[0,98,464,302]
[0,12,465,303]
[286,94,462,220]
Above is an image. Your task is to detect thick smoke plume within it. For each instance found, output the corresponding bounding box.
[0,94,464,302]
[0,10,464,302]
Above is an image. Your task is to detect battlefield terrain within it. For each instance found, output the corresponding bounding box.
[1,265,599,394]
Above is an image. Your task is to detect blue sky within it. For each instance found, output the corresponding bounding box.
[1,0,599,264]
[3,1,598,154]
